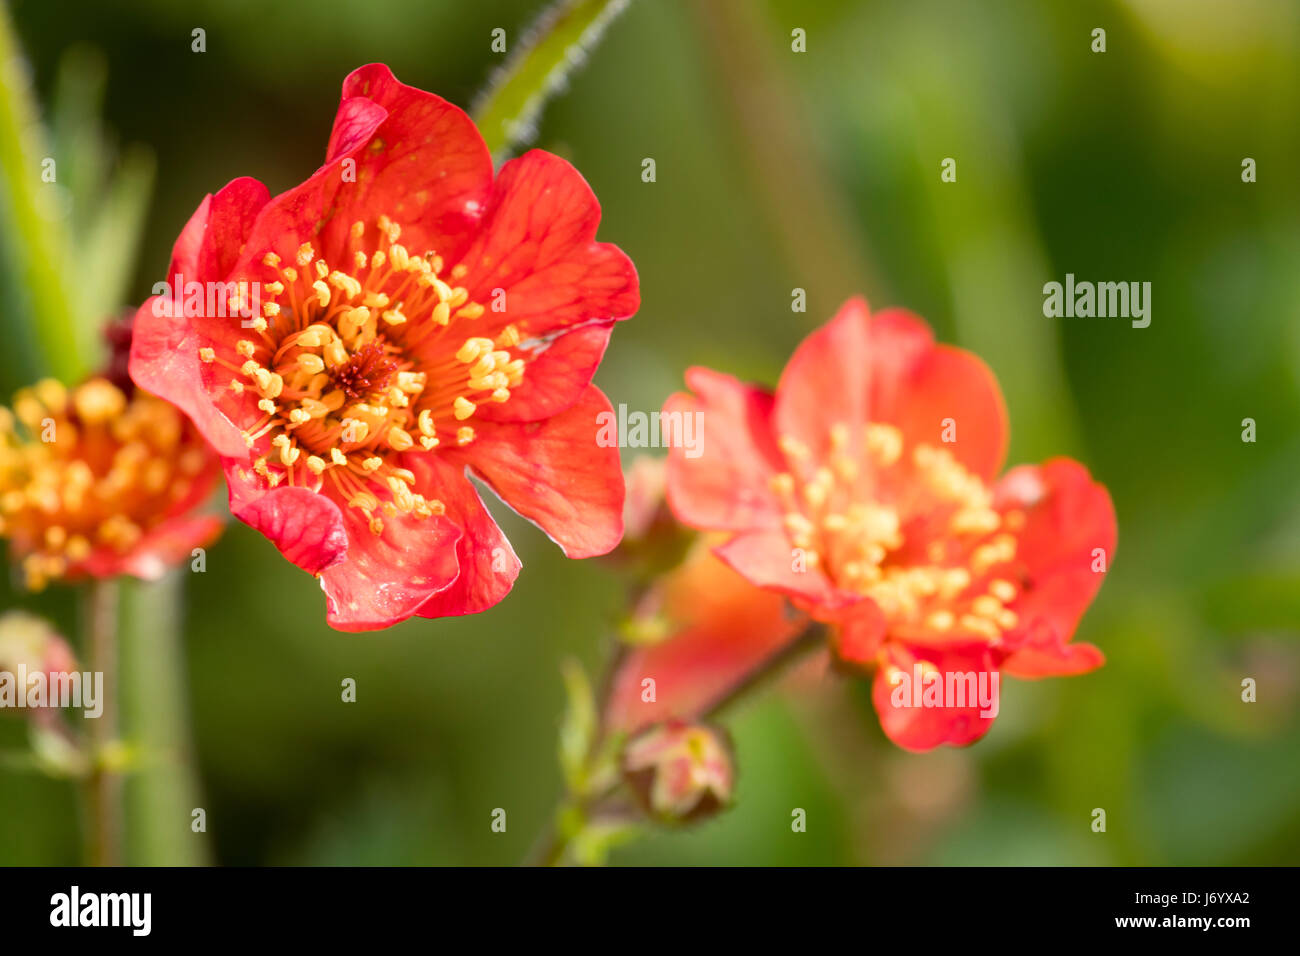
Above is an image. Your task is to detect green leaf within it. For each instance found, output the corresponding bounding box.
[472,0,633,161]
[0,7,81,383]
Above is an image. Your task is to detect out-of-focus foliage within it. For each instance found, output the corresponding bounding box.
[0,0,1296,865]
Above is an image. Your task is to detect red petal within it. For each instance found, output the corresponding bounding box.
[226,65,493,286]
[605,548,808,733]
[167,176,270,281]
[317,505,464,631]
[664,367,785,533]
[227,472,350,577]
[829,601,887,668]
[868,308,1008,481]
[455,149,639,341]
[995,457,1116,670]
[476,322,612,424]
[226,463,464,630]
[324,97,388,166]
[410,454,521,618]
[454,385,624,558]
[872,641,1000,752]
[773,296,873,463]
[129,178,273,459]
[713,529,850,610]
[1002,627,1105,678]
[325,63,495,262]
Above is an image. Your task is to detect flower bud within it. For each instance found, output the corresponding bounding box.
[0,611,79,722]
[622,720,734,824]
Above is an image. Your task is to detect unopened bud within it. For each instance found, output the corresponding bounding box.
[622,720,734,824]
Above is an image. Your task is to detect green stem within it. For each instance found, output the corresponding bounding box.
[471,0,633,161]
[530,618,826,865]
[120,572,209,865]
[82,577,121,866]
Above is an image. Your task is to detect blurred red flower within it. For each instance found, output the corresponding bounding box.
[664,298,1116,751]
[130,64,638,630]
[0,376,221,590]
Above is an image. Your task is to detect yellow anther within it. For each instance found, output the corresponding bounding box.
[989,579,1018,603]
[199,347,216,363]
[296,242,315,266]
[324,340,349,368]
[72,380,127,425]
[312,280,331,308]
[306,455,327,475]
[865,423,903,467]
[456,426,475,446]
[778,435,810,460]
[387,426,414,451]
[926,610,955,631]
[456,338,493,364]
[297,325,333,348]
[237,340,257,358]
[453,397,476,421]
[298,353,325,375]
[329,271,362,299]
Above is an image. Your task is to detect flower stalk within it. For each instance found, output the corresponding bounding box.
[81,577,121,866]
[120,573,209,865]
[472,0,633,161]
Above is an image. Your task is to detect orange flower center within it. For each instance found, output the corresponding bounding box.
[200,215,526,536]
[770,422,1025,643]
[0,378,208,590]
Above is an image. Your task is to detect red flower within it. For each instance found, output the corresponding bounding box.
[664,298,1116,751]
[0,377,222,590]
[129,64,638,631]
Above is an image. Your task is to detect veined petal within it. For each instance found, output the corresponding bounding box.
[411,454,522,618]
[456,149,639,341]
[455,385,624,558]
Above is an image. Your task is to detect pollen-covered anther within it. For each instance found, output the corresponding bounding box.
[196,215,533,531]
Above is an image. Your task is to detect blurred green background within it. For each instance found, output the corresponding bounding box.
[2,0,1298,865]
